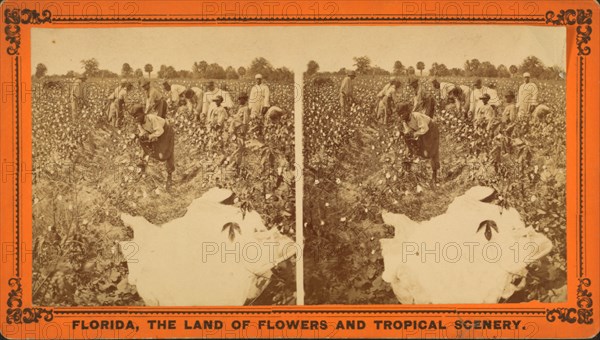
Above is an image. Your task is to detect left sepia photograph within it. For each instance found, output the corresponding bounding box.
[30,27,297,306]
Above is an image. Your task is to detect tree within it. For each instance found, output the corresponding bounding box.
[193,61,209,78]
[416,61,425,76]
[497,64,511,78]
[509,65,518,77]
[393,61,405,76]
[205,63,226,79]
[406,66,416,76]
[353,56,371,75]
[480,61,498,77]
[271,67,294,82]
[541,65,565,80]
[81,58,100,77]
[449,68,464,77]
[429,62,449,77]
[134,68,144,78]
[157,64,177,79]
[306,60,320,76]
[144,64,153,78]
[237,66,247,78]
[121,63,133,77]
[519,55,545,78]
[370,66,390,76]
[225,66,239,79]
[35,63,47,78]
[249,57,274,79]
[464,59,481,77]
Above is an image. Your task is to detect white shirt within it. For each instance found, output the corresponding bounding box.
[249,83,270,116]
[202,89,233,115]
[517,82,539,116]
[167,84,187,104]
[439,82,456,100]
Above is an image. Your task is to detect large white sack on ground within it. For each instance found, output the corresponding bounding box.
[119,188,297,306]
[380,186,553,304]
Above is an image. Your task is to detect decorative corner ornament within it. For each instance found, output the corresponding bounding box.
[545,9,593,56]
[546,278,593,324]
[6,278,54,324]
[4,8,52,55]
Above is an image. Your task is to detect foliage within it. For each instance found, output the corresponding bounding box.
[353,56,371,75]
[416,61,425,75]
[306,60,320,76]
[303,74,566,304]
[32,77,296,306]
[144,64,153,78]
[35,63,48,79]
[121,63,133,78]
[81,58,100,77]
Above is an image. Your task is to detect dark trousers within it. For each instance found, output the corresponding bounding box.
[140,124,175,173]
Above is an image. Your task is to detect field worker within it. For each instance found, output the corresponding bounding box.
[70,75,86,119]
[130,104,175,188]
[468,79,490,118]
[474,93,495,129]
[339,70,355,114]
[265,104,285,124]
[516,72,539,118]
[163,81,187,108]
[377,78,400,124]
[107,79,132,127]
[142,79,168,118]
[410,78,435,118]
[201,81,233,120]
[229,93,251,138]
[532,100,551,121]
[398,103,440,184]
[183,86,203,120]
[486,81,502,110]
[249,74,270,117]
[219,84,235,110]
[446,84,471,117]
[501,91,517,124]
[206,95,228,131]
[201,81,219,120]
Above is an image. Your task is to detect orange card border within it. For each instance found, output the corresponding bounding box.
[0,1,598,338]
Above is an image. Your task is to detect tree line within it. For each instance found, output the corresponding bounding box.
[305,55,565,80]
[35,57,294,82]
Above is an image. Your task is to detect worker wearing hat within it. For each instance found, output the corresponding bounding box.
[206,95,228,131]
[249,73,270,117]
[229,93,251,138]
[70,74,87,119]
[162,80,188,108]
[501,91,517,124]
[409,77,435,118]
[377,78,401,124]
[397,103,440,184]
[339,70,356,114]
[468,78,491,117]
[516,72,539,118]
[142,79,168,118]
[474,93,495,128]
[202,81,233,120]
[130,103,176,188]
[106,79,133,127]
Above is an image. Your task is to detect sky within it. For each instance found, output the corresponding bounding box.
[31,25,566,75]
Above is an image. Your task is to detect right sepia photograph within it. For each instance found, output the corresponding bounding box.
[302,26,567,305]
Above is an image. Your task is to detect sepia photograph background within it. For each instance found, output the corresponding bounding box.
[301,25,567,305]
[30,27,297,307]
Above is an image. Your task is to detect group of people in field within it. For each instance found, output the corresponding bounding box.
[69,74,285,188]
[339,70,546,185]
